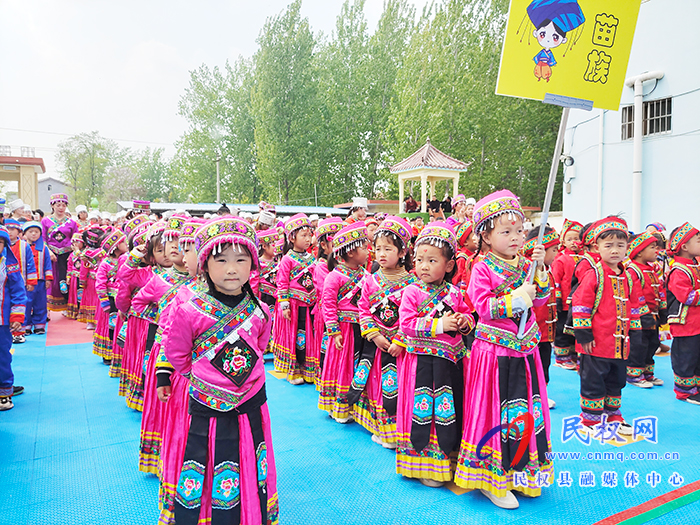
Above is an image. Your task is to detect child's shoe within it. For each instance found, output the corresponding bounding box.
[12,386,24,396]
[420,478,444,488]
[648,376,664,386]
[12,334,25,344]
[0,396,13,411]
[548,397,556,409]
[480,488,519,509]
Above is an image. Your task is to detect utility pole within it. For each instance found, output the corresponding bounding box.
[215,155,221,203]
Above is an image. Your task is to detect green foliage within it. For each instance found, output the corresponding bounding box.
[58,0,564,212]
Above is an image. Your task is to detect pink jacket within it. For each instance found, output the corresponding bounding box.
[468,253,550,355]
[95,257,118,312]
[311,259,329,318]
[131,268,191,325]
[277,251,316,307]
[164,290,272,412]
[322,264,367,336]
[359,270,417,344]
[156,281,199,374]
[398,281,473,362]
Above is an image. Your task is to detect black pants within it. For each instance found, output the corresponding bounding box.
[538,342,551,384]
[671,333,700,399]
[627,328,659,379]
[579,354,626,424]
[553,314,575,356]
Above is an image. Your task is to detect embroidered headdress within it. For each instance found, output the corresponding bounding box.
[133,200,150,212]
[455,221,474,248]
[627,231,657,259]
[589,216,628,243]
[452,194,467,211]
[195,217,259,271]
[284,213,312,241]
[179,218,206,246]
[415,221,457,255]
[316,217,343,241]
[522,228,560,257]
[163,214,188,242]
[376,216,412,250]
[332,222,369,255]
[50,193,69,205]
[472,189,524,234]
[256,228,282,247]
[669,222,700,255]
[100,229,126,256]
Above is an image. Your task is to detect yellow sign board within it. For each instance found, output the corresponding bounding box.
[495,0,642,110]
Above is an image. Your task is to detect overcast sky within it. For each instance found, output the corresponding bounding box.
[0,0,430,179]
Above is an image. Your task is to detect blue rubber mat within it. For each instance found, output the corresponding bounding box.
[2,333,700,524]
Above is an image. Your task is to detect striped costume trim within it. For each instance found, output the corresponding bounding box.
[454,440,554,498]
[395,431,453,482]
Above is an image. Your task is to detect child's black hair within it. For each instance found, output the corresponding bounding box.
[374,231,413,271]
[203,243,268,321]
[651,231,666,249]
[145,231,165,266]
[526,224,555,242]
[414,237,456,282]
[598,229,628,241]
[82,226,105,249]
[316,233,333,260]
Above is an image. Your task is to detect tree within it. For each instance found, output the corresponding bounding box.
[55,131,118,205]
[251,0,321,205]
[173,58,260,204]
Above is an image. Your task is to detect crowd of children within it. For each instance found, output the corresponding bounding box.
[2,189,700,520]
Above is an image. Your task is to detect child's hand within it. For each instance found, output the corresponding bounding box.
[157,385,171,403]
[374,335,391,351]
[579,341,595,354]
[454,312,470,330]
[131,246,147,259]
[282,309,291,321]
[387,343,404,357]
[334,334,343,351]
[531,244,546,268]
[441,313,460,333]
[518,283,537,301]
[27,285,35,292]
[9,322,21,332]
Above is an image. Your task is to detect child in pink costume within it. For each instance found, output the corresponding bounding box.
[132,216,190,475]
[312,217,343,387]
[155,217,206,525]
[351,216,417,449]
[318,222,370,423]
[164,217,279,525]
[454,190,553,510]
[272,213,318,384]
[395,222,473,488]
[93,229,128,365]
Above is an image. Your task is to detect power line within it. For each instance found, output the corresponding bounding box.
[0,126,173,147]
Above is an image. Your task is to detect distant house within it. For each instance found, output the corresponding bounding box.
[562,0,700,232]
[38,176,69,213]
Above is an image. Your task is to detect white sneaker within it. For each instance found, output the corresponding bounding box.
[548,398,556,409]
[480,488,519,509]
[648,377,664,386]
[617,421,633,436]
[685,395,700,406]
[628,379,653,388]
[289,378,304,385]
[371,434,384,446]
[86,322,96,330]
[419,478,444,488]
[334,415,354,424]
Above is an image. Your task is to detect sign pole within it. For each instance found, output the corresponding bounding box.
[517,105,570,338]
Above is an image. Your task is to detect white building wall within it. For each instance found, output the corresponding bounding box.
[562,0,700,232]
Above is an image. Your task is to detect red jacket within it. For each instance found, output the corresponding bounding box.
[666,257,700,338]
[572,261,649,360]
[626,259,668,326]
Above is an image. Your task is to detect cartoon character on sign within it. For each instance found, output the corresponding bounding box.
[526,0,585,82]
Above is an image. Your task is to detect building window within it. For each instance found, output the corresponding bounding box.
[621,97,672,140]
